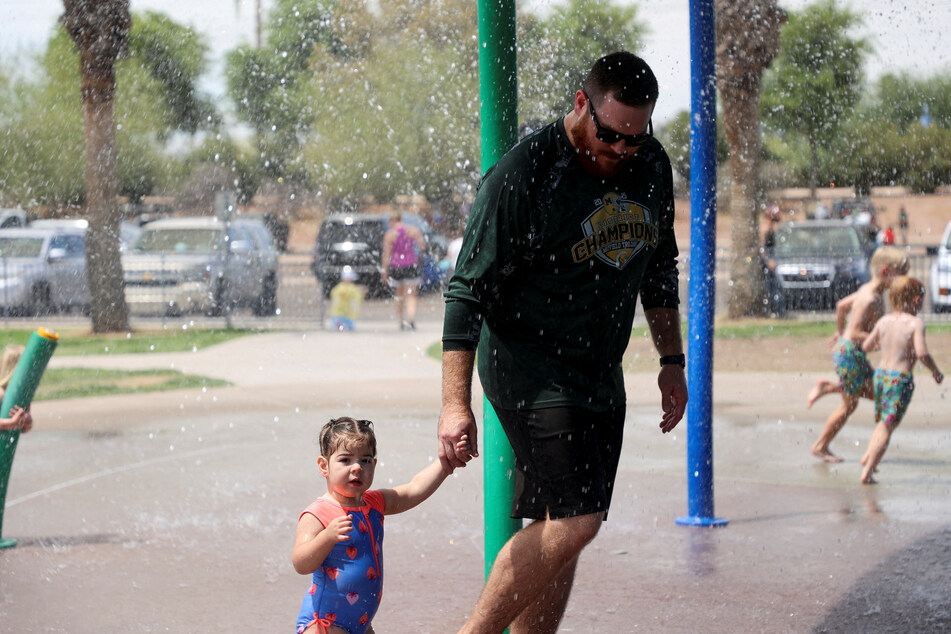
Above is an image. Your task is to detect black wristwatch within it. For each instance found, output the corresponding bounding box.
[659,354,686,369]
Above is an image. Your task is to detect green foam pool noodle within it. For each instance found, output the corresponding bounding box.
[1,328,59,416]
[0,328,59,549]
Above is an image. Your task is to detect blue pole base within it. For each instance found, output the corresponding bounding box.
[675,515,729,527]
[0,537,17,549]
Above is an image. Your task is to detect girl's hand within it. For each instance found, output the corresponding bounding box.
[9,406,32,433]
[325,514,353,542]
[455,434,475,462]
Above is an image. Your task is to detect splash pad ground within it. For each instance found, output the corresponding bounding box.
[1,314,949,632]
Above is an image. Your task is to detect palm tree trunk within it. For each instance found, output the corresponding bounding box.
[724,88,768,318]
[63,0,131,333]
[81,71,130,332]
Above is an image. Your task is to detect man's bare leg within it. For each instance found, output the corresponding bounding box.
[509,554,579,634]
[811,394,859,462]
[458,513,601,634]
[807,378,841,409]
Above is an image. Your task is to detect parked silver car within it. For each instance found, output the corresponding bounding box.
[122,216,279,316]
[0,226,88,315]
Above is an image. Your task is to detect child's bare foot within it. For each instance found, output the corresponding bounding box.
[812,447,844,463]
[861,474,878,485]
[807,379,836,409]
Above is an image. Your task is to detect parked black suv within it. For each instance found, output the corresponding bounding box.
[769,220,876,311]
[311,212,445,298]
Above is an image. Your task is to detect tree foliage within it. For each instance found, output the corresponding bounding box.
[225,0,648,205]
[518,0,646,124]
[0,13,215,207]
[761,0,867,193]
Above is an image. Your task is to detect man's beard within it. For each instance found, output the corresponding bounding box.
[568,115,637,178]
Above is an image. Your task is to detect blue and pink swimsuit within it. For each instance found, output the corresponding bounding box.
[296,491,385,634]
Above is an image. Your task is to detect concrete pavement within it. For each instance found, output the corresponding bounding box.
[1,314,950,632]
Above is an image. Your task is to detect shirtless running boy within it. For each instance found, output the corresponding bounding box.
[807,246,908,462]
[859,276,943,483]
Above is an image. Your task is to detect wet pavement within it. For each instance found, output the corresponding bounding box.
[1,309,949,632]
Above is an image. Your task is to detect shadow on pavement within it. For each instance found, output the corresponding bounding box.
[813,525,951,632]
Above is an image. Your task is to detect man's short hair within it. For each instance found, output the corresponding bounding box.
[582,51,659,107]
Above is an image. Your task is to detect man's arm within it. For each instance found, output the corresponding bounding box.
[438,349,479,473]
[645,306,688,433]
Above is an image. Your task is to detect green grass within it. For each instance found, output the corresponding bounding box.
[427,319,951,361]
[0,327,250,400]
[0,327,257,356]
[34,368,229,401]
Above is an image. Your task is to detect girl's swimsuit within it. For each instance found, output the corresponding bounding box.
[873,368,915,428]
[296,491,385,634]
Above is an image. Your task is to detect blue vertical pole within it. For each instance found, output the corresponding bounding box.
[676,0,728,527]
[477,0,521,577]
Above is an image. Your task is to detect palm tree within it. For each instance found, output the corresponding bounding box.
[62,0,131,332]
[715,0,785,318]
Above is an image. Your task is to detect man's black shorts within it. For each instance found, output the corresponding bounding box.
[492,405,625,521]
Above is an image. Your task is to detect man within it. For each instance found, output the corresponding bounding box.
[438,52,688,633]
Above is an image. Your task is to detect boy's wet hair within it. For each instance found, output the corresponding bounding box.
[889,275,925,311]
[870,246,909,278]
[319,417,377,458]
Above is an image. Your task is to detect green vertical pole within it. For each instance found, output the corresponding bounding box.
[482,398,520,578]
[477,0,520,581]
[0,328,59,549]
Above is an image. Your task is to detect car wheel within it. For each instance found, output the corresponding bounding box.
[253,273,278,316]
[30,283,55,317]
[205,280,226,317]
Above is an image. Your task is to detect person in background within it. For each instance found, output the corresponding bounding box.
[380,212,426,331]
[328,268,365,332]
[0,345,32,433]
[898,205,909,245]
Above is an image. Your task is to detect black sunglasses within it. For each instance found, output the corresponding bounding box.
[583,91,653,147]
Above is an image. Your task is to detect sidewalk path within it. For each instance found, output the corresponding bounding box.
[1,321,949,632]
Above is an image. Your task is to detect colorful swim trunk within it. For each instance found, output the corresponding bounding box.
[833,339,874,396]
[873,368,914,428]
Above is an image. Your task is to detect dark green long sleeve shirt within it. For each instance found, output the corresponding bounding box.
[443,118,680,411]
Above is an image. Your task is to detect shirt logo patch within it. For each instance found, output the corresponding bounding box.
[571,192,657,268]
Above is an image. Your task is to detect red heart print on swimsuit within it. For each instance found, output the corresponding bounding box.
[358,520,368,533]
[360,613,369,626]
[346,546,358,559]
[366,567,377,580]
[346,592,359,605]
[325,567,339,580]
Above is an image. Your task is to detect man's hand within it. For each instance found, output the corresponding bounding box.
[658,365,687,433]
[437,404,479,474]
